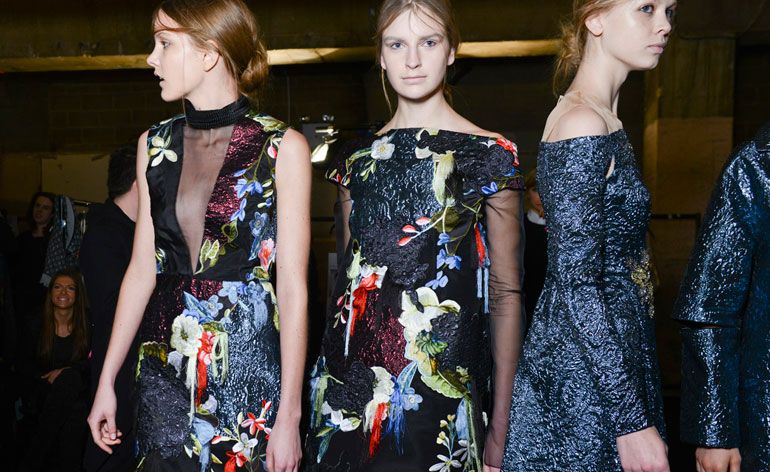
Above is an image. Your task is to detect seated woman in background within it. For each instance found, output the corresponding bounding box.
[19,268,90,472]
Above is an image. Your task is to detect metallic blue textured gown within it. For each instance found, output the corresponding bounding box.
[502,129,665,471]
[674,123,770,471]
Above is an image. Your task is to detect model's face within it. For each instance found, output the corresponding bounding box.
[597,0,676,71]
[51,276,77,311]
[32,196,54,227]
[380,8,455,102]
[146,10,207,102]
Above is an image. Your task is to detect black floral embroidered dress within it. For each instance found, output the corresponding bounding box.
[136,97,288,471]
[307,128,524,471]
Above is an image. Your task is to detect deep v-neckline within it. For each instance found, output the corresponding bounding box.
[173,120,240,274]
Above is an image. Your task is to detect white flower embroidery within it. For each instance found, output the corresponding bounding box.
[399,287,460,339]
[322,402,360,432]
[169,315,203,357]
[370,136,395,160]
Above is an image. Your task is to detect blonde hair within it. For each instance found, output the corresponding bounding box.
[153,0,269,106]
[554,0,622,95]
[375,0,461,113]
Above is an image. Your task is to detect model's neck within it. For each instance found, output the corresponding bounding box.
[388,90,456,130]
[567,47,629,114]
[185,76,240,111]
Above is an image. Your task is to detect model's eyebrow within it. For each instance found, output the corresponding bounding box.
[382,33,443,42]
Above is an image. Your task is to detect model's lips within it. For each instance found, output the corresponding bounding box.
[402,75,427,82]
[649,44,666,54]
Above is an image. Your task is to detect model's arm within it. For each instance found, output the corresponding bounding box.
[87,131,157,453]
[333,187,352,268]
[673,143,761,472]
[482,188,525,469]
[548,109,668,472]
[266,128,311,472]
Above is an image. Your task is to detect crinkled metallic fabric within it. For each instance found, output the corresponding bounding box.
[502,130,665,471]
[674,123,770,471]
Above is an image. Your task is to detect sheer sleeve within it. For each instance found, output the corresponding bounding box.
[333,187,352,268]
[483,188,525,468]
[673,141,761,448]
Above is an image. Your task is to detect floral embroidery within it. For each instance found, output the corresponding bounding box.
[312,128,524,467]
[148,126,178,167]
[628,251,655,318]
[371,135,396,160]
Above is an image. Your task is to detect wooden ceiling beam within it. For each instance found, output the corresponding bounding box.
[0,40,560,73]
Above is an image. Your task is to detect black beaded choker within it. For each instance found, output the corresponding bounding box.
[184,96,250,129]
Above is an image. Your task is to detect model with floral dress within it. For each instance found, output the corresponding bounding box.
[86,1,311,471]
[305,1,524,470]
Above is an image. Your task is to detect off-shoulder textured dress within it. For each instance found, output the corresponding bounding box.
[136,97,288,471]
[674,122,770,471]
[502,93,665,471]
[307,128,525,471]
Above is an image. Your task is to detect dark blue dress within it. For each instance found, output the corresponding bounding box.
[674,123,770,471]
[502,130,665,471]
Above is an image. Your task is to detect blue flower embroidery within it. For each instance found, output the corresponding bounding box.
[235,178,264,199]
[437,232,451,245]
[437,249,462,270]
[217,282,244,304]
[230,199,247,222]
[402,387,423,411]
[426,271,448,289]
[481,181,499,195]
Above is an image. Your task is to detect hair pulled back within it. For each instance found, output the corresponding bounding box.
[153,0,269,106]
[553,0,621,94]
[374,0,461,112]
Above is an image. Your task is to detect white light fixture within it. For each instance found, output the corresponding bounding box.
[310,123,339,165]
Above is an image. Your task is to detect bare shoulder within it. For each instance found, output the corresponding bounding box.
[545,105,609,143]
[277,128,311,160]
[136,130,150,166]
[469,128,504,140]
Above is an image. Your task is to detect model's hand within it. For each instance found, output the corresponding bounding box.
[41,367,67,384]
[695,447,741,472]
[87,383,123,453]
[265,412,301,472]
[617,426,669,472]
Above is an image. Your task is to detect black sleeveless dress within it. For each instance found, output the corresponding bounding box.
[136,97,288,472]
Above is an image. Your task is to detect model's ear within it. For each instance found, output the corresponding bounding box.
[447,46,456,66]
[380,52,387,71]
[202,40,221,72]
[585,12,604,37]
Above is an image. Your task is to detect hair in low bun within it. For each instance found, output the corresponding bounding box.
[553,0,622,95]
[152,0,269,107]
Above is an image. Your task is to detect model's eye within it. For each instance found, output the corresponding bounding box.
[665,7,677,20]
[387,41,403,50]
[640,4,654,13]
[161,40,170,49]
[423,39,437,48]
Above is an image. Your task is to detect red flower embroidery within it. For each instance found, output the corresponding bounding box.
[225,451,248,472]
[240,412,267,436]
[496,137,520,166]
[258,239,274,270]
